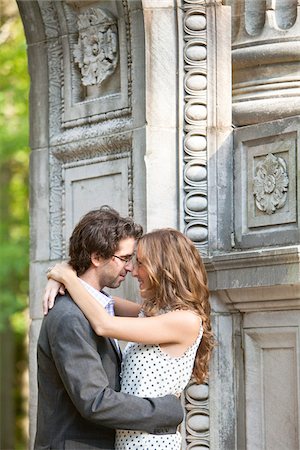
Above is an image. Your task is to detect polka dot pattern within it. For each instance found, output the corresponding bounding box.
[115,314,203,449]
[116,429,182,449]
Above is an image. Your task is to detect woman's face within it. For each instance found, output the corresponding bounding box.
[132,248,151,298]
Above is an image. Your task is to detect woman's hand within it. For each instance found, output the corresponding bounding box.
[47,261,76,284]
[43,262,76,315]
[43,279,65,315]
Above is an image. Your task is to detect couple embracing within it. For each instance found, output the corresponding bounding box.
[34,206,214,450]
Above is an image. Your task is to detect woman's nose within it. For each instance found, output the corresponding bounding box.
[132,264,138,277]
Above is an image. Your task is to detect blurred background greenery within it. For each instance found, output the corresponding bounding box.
[0,0,30,448]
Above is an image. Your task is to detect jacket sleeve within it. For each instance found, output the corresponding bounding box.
[49,309,183,434]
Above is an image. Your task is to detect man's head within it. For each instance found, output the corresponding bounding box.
[69,206,143,278]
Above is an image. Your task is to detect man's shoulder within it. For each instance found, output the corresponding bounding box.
[47,293,80,315]
[39,294,95,342]
[41,294,85,329]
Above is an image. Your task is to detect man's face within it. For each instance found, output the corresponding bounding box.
[99,237,136,289]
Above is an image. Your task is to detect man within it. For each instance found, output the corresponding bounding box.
[34,206,183,450]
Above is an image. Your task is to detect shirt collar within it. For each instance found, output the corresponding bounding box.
[79,278,112,307]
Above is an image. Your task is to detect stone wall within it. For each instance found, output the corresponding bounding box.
[18,0,300,449]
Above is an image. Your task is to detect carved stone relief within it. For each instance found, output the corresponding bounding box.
[61,1,131,126]
[253,153,289,216]
[73,8,118,88]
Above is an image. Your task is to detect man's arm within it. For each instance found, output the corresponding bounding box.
[49,304,183,434]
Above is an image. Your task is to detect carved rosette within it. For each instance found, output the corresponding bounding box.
[253,153,289,215]
[74,8,118,87]
[182,0,208,257]
[182,2,210,449]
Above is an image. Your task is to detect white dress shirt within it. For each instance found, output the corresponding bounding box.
[79,279,120,352]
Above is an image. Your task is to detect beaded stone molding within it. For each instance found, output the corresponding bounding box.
[182,0,209,258]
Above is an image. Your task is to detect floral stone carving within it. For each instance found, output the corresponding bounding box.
[253,153,289,215]
[74,8,118,87]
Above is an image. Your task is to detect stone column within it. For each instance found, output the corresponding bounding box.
[230,0,300,126]
[179,1,235,449]
[142,0,179,230]
[216,1,300,449]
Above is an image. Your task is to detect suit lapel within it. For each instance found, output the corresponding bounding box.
[108,338,122,362]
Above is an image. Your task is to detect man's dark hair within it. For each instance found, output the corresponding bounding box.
[69,206,143,275]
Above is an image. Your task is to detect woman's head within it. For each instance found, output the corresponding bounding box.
[134,228,214,384]
[134,228,208,310]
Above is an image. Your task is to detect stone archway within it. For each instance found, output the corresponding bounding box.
[18,1,300,449]
[18,1,233,449]
[17,0,183,447]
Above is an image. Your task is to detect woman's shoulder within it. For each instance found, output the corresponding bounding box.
[165,309,202,328]
[161,309,202,347]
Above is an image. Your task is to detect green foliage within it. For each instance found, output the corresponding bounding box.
[0,5,30,449]
[0,11,29,330]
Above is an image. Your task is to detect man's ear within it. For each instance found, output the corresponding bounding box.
[90,252,101,267]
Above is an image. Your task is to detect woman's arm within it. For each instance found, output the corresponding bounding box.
[112,296,141,317]
[47,264,200,347]
[42,270,140,317]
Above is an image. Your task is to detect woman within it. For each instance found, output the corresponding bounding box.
[45,228,214,449]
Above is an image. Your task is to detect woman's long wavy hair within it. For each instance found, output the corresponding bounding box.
[137,228,215,384]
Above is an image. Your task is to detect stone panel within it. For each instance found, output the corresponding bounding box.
[234,117,300,249]
[63,155,132,255]
[244,312,300,450]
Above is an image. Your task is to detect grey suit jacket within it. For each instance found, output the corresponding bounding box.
[34,294,183,450]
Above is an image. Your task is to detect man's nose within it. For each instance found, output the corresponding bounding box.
[124,260,134,272]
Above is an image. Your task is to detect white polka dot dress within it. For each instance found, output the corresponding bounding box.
[115,313,203,450]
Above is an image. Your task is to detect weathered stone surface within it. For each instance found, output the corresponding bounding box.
[17,1,300,449]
